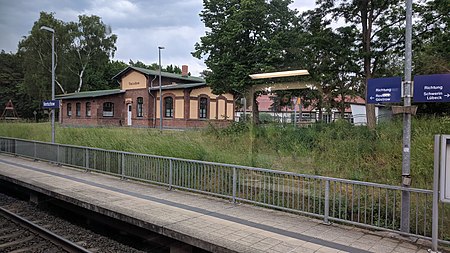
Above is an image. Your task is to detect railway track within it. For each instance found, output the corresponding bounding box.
[0,206,91,253]
[0,192,148,253]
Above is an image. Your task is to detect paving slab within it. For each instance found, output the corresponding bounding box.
[0,154,435,253]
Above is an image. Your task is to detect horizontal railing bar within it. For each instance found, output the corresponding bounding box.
[236,197,325,220]
[172,185,233,200]
[0,137,432,193]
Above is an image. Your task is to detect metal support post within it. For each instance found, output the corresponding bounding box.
[33,142,37,161]
[85,148,89,172]
[121,153,125,180]
[401,0,413,233]
[51,29,55,144]
[169,159,173,190]
[158,46,164,132]
[243,96,247,122]
[430,135,441,253]
[232,167,237,203]
[324,180,331,225]
[57,144,60,165]
[14,139,17,156]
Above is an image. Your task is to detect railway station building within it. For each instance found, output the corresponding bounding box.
[57,66,235,128]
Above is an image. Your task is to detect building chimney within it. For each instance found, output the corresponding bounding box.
[181,65,188,77]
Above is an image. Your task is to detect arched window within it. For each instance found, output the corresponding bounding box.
[67,103,72,117]
[164,97,174,118]
[137,97,143,117]
[86,102,91,117]
[199,97,208,119]
[103,102,114,117]
[76,102,81,117]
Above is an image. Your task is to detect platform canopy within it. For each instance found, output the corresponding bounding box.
[249,69,309,80]
[248,69,317,93]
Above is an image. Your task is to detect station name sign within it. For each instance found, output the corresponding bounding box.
[367,76,402,104]
[413,74,450,103]
[42,100,60,109]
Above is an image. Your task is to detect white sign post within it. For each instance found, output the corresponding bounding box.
[440,135,450,203]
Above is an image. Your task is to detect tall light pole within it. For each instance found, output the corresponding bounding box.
[40,26,56,143]
[158,46,165,131]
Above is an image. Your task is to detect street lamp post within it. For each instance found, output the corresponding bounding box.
[158,46,165,131]
[40,26,55,143]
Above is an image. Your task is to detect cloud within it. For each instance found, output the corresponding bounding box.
[0,0,316,76]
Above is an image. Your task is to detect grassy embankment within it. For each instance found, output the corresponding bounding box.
[0,116,448,189]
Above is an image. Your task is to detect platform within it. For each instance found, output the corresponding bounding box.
[0,154,431,253]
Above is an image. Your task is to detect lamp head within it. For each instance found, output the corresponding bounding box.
[40,26,55,33]
[158,46,165,50]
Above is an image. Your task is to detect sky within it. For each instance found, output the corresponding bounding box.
[0,0,316,77]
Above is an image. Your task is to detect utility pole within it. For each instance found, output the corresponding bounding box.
[40,26,56,143]
[158,46,165,132]
[400,0,413,233]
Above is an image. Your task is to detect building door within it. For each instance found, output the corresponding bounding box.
[127,104,132,126]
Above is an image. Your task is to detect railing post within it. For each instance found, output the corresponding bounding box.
[14,139,17,156]
[121,153,125,180]
[57,144,60,165]
[33,142,37,161]
[232,167,237,204]
[85,148,89,172]
[168,159,173,190]
[324,180,331,225]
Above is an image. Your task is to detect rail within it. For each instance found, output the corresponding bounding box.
[0,206,92,252]
[0,136,448,245]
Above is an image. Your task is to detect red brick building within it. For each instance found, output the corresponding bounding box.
[57,66,235,128]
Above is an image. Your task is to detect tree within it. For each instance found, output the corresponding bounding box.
[413,0,450,115]
[129,60,184,74]
[193,0,299,123]
[65,15,117,92]
[414,0,449,75]
[0,51,39,119]
[18,12,118,96]
[316,0,406,128]
[18,12,68,100]
[288,10,360,120]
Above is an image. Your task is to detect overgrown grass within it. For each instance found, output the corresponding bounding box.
[0,116,448,189]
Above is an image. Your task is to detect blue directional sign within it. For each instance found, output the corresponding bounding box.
[367,76,402,104]
[42,100,60,109]
[413,74,450,103]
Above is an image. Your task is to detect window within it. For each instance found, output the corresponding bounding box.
[137,97,143,117]
[164,97,173,118]
[76,103,81,117]
[86,102,91,117]
[67,103,72,117]
[199,97,208,119]
[103,102,114,117]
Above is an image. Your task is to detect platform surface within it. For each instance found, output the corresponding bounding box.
[0,154,432,253]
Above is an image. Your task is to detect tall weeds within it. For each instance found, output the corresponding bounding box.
[0,116,448,189]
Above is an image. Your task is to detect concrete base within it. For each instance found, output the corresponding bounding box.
[170,242,193,253]
[29,192,39,205]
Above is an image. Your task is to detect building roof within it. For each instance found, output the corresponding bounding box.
[56,89,125,100]
[149,82,207,91]
[112,66,205,83]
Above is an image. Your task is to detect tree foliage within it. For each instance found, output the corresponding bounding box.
[193,0,299,122]
[315,0,406,128]
[0,51,40,119]
[128,60,183,74]
[18,12,117,97]
[194,0,300,93]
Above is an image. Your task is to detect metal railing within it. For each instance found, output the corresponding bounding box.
[0,137,448,245]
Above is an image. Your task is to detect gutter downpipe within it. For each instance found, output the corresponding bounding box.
[148,75,158,128]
